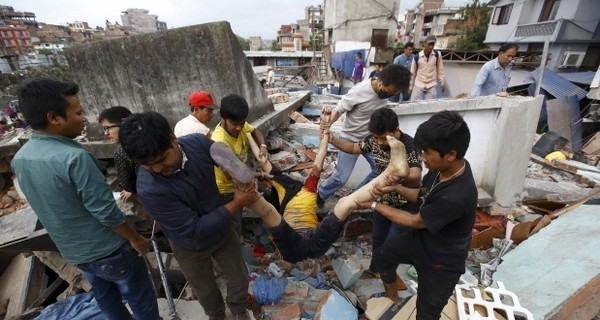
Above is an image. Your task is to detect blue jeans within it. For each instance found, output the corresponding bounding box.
[318,149,378,200]
[76,243,160,320]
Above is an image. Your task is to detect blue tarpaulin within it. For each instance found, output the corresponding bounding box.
[34,292,104,320]
[330,49,366,79]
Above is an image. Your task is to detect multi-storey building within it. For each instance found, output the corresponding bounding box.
[404,0,444,46]
[120,8,167,34]
[0,23,34,55]
[485,0,600,71]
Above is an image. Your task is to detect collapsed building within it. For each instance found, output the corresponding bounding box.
[0,21,599,320]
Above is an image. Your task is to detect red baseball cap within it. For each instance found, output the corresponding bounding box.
[188,91,219,109]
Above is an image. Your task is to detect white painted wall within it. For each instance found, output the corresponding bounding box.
[301,95,543,206]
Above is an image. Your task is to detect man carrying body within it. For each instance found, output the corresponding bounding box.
[207,109,412,264]
[12,79,160,320]
[120,112,257,320]
[410,35,445,101]
[391,42,415,102]
[471,43,519,97]
[356,110,477,319]
[328,108,422,275]
[317,64,410,207]
[211,94,267,234]
[174,90,219,138]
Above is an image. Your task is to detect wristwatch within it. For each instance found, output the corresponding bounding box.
[371,201,377,211]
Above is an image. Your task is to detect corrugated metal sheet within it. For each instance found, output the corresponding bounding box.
[557,71,596,85]
[530,68,588,100]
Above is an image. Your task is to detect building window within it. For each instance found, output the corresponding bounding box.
[492,4,513,25]
[539,0,560,22]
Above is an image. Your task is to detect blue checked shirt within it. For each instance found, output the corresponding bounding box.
[394,53,415,70]
[471,58,512,97]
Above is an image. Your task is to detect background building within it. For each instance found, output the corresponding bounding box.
[485,0,600,71]
[120,8,167,34]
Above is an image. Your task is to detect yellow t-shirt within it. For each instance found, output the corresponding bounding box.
[272,181,318,230]
[211,122,255,194]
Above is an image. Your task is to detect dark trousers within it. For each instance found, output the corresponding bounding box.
[269,213,345,263]
[374,232,460,320]
[171,226,249,320]
[369,212,409,272]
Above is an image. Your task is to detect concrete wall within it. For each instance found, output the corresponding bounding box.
[64,21,273,139]
[324,0,400,46]
[295,96,543,206]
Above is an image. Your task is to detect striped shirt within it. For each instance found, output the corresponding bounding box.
[471,58,512,97]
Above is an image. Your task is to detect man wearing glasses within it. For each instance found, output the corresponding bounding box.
[317,64,410,207]
[174,90,219,138]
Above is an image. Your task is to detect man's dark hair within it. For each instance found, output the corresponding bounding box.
[356,52,362,58]
[405,42,414,49]
[415,110,470,159]
[98,106,132,124]
[499,43,519,53]
[379,64,411,92]
[220,94,249,122]
[119,112,173,164]
[17,78,79,130]
[368,108,399,134]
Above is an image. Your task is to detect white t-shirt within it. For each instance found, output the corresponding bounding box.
[174,114,210,137]
[267,70,275,84]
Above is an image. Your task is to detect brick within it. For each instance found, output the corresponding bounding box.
[271,303,302,320]
[284,280,309,299]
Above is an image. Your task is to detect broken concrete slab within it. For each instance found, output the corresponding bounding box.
[494,204,600,319]
[332,257,365,289]
[158,298,208,320]
[315,289,357,320]
[0,254,45,318]
[0,206,39,247]
[64,21,274,139]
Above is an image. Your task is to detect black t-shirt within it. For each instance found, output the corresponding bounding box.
[415,160,477,276]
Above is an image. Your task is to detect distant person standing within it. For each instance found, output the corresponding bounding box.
[391,42,415,102]
[12,79,160,320]
[410,35,445,101]
[267,66,275,88]
[369,64,382,79]
[174,90,219,138]
[351,52,365,83]
[471,43,519,97]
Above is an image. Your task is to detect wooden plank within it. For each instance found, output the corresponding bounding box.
[288,161,314,172]
[32,251,91,291]
[27,277,65,309]
[0,207,38,246]
[548,188,600,219]
[303,148,317,162]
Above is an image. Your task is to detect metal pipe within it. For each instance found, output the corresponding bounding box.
[151,221,180,320]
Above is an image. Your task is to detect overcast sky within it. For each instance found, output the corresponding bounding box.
[4,0,469,39]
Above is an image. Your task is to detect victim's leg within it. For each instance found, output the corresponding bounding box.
[332,136,409,221]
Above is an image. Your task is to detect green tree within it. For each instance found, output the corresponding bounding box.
[236,35,250,50]
[37,48,55,55]
[271,39,281,51]
[308,33,323,51]
[454,0,492,50]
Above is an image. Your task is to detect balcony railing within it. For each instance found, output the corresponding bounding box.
[515,21,557,37]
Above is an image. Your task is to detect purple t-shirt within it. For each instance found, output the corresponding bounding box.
[353,59,365,80]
